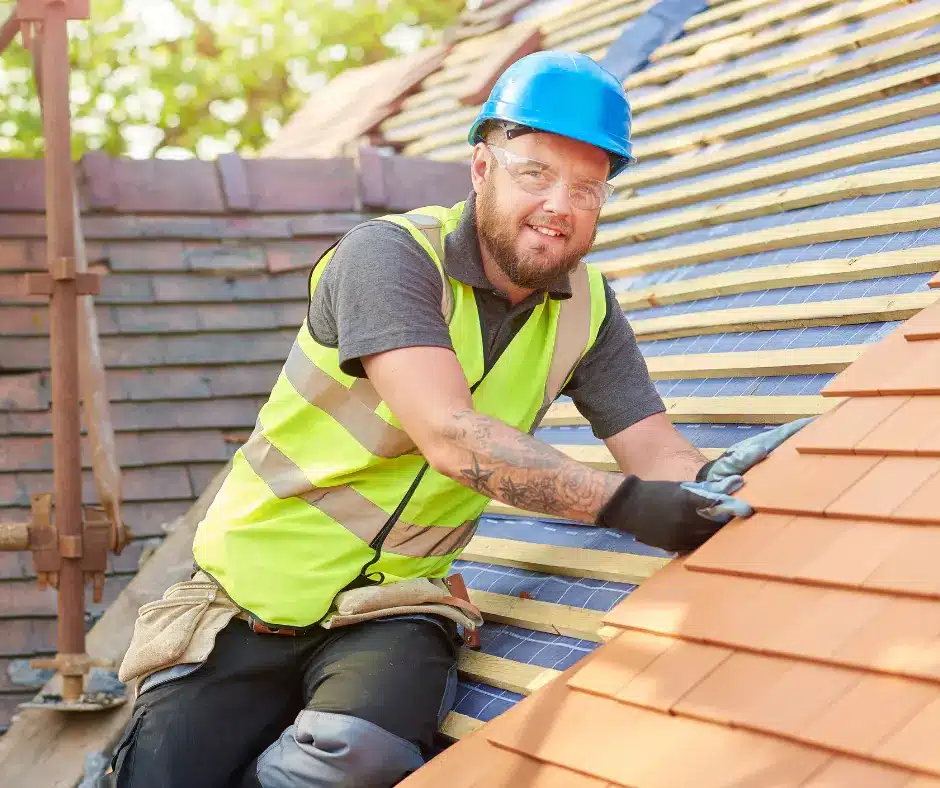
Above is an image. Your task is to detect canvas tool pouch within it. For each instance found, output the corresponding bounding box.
[322,577,484,632]
[118,570,240,688]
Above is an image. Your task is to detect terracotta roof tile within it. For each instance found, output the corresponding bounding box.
[794,396,910,454]
[803,673,936,758]
[864,528,940,597]
[825,458,940,519]
[830,597,940,679]
[880,340,940,396]
[487,680,830,787]
[683,513,795,573]
[613,639,732,713]
[821,331,912,397]
[730,446,881,516]
[752,585,884,661]
[854,396,940,456]
[688,654,860,737]
[470,747,611,788]
[876,697,940,777]
[801,756,922,787]
[890,470,940,524]
[792,520,911,587]
[566,629,674,698]
[688,516,908,589]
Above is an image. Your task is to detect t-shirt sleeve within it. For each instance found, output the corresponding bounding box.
[561,277,665,439]
[306,221,453,378]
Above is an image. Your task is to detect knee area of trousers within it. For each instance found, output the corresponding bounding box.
[254,709,425,788]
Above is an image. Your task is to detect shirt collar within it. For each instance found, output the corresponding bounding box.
[443,191,573,300]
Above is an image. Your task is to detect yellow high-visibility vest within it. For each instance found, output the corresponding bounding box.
[192,202,608,627]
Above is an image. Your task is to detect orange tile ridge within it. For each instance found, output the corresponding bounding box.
[603,560,940,685]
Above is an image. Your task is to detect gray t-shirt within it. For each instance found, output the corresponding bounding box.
[307,193,665,440]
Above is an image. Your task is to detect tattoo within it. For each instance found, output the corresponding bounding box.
[460,454,496,494]
[448,411,622,523]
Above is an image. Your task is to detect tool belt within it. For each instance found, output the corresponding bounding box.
[119,570,482,692]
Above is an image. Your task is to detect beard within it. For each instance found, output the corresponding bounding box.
[476,179,597,290]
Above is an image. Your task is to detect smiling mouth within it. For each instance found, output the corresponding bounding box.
[526,223,567,239]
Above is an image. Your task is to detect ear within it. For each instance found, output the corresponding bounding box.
[470,143,489,196]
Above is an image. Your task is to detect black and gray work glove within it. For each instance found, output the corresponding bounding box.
[595,475,753,554]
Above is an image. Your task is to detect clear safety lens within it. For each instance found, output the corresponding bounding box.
[487,145,614,211]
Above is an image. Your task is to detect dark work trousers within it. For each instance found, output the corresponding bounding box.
[109,614,462,788]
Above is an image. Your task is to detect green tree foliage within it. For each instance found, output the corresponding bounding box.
[0,0,463,158]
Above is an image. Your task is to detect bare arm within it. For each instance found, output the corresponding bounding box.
[361,345,623,523]
[604,411,708,482]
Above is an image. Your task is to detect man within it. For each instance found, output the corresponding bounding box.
[111,51,804,787]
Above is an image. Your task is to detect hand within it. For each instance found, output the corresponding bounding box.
[697,417,814,483]
[595,475,753,554]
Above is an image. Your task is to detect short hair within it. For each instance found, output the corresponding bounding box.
[479,119,513,145]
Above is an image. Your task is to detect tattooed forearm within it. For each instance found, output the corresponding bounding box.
[442,409,623,524]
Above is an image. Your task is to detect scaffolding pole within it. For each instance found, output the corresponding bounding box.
[0,0,125,712]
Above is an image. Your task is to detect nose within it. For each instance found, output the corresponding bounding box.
[540,180,573,217]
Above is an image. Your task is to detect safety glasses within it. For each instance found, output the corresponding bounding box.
[486,144,615,211]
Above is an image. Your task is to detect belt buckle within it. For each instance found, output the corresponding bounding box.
[248,617,298,637]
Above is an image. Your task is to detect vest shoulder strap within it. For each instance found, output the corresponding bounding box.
[379,212,455,325]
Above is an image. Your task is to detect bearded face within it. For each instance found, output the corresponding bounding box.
[473,132,608,292]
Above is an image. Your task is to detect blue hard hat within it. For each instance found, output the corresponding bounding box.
[467,50,634,179]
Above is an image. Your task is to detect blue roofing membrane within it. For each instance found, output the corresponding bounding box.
[444,0,940,725]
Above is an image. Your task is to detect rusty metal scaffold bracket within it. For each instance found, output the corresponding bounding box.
[0,0,126,713]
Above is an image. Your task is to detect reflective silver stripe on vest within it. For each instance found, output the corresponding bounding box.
[532,263,594,429]
[284,341,416,459]
[241,429,477,557]
[405,213,454,324]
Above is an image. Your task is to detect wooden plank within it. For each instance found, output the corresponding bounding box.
[441,712,484,741]
[468,589,607,641]
[644,346,864,379]
[597,203,940,278]
[0,463,232,788]
[551,18,625,57]
[615,91,940,193]
[457,649,561,695]
[629,0,911,87]
[600,167,940,250]
[543,395,836,427]
[605,125,940,222]
[485,501,576,521]
[632,31,940,137]
[631,1,940,111]
[629,292,940,342]
[553,443,724,465]
[615,245,940,309]
[540,0,647,34]
[461,535,670,584]
[383,105,478,146]
[554,443,618,470]
[633,58,940,162]
[682,0,825,35]
[381,98,463,138]
[543,0,652,48]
